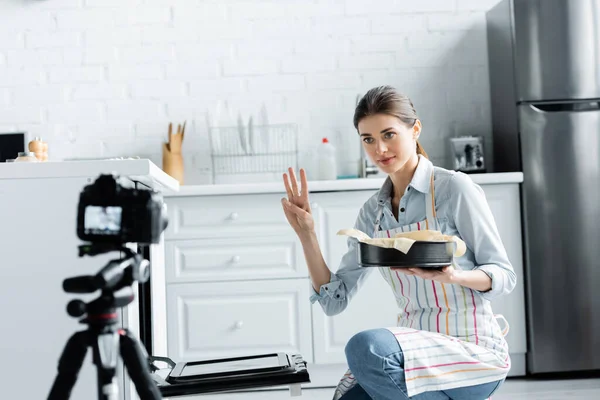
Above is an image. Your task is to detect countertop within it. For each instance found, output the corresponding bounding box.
[166,172,524,197]
[0,159,180,192]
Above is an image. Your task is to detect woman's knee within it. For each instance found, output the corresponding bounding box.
[344,328,402,369]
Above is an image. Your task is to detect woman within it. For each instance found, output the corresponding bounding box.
[281,86,515,400]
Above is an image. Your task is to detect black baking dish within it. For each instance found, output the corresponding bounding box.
[357,241,454,268]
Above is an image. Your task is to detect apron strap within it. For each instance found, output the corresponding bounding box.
[494,314,510,336]
[425,170,437,230]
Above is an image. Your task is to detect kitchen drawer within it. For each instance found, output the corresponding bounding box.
[166,279,313,362]
[165,235,308,283]
[164,194,290,240]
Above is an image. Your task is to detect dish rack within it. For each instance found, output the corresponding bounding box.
[208,123,298,182]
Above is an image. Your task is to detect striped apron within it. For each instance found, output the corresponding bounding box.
[333,170,510,399]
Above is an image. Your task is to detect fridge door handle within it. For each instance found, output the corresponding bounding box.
[527,101,600,114]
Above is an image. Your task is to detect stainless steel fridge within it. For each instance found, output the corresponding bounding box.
[486,0,600,375]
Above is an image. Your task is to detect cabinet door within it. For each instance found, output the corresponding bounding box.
[481,184,528,355]
[310,191,399,364]
[165,235,307,283]
[167,279,313,362]
[164,194,292,240]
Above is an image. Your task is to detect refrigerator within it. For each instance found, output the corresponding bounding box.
[486,0,600,375]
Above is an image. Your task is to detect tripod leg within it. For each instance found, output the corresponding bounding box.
[119,329,163,400]
[92,331,121,400]
[48,331,90,400]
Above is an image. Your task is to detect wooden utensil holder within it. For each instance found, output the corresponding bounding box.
[162,143,184,185]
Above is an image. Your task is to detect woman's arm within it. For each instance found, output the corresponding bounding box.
[401,265,492,292]
[452,268,492,291]
[282,208,331,291]
[449,173,517,298]
[282,168,372,316]
[281,168,331,291]
[400,173,516,299]
[285,203,373,316]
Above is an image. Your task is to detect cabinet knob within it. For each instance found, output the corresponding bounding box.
[231,255,240,264]
[234,320,244,329]
[229,212,239,220]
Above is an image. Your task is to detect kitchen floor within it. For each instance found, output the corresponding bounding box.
[184,377,600,399]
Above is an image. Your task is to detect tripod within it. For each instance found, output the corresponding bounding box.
[47,244,162,400]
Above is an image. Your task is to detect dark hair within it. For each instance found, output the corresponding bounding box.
[353,85,428,158]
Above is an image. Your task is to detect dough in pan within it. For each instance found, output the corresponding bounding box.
[337,228,466,257]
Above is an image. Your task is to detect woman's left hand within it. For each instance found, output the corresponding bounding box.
[392,266,458,284]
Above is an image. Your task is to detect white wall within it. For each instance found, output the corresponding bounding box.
[0,0,502,184]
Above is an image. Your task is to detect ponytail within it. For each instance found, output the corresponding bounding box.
[416,141,428,159]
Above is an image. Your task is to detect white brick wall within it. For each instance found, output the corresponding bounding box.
[0,0,502,184]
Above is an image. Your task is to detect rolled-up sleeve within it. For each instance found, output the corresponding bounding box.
[449,173,517,301]
[309,203,374,316]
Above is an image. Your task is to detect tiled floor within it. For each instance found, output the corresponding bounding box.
[185,378,600,399]
[489,377,600,399]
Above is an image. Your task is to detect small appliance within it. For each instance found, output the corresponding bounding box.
[449,136,486,173]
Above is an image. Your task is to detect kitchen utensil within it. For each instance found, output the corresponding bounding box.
[258,103,270,152]
[167,123,173,152]
[237,113,248,155]
[248,116,257,154]
[358,241,454,268]
[162,141,184,185]
[206,111,222,153]
[169,123,184,154]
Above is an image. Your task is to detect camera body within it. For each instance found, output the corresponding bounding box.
[76,174,168,245]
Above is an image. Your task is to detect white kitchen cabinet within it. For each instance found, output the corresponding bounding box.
[163,194,313,364]
[165,193,293,240]
[481,183,528,374]
[164,235,307,283]
[166,279,313,362]
[162,176,527,388]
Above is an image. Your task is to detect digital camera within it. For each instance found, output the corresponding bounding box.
[76,174,168,245]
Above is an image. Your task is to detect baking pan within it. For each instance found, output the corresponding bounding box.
[357,241,453,268]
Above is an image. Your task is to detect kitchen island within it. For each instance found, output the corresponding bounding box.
[0,159,178,400]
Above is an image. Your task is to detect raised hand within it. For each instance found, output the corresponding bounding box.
[281,167,314,236]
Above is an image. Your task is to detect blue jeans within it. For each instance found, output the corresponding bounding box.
[341,329,504,400]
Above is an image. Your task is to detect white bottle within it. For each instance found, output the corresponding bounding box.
[318,137,338,180]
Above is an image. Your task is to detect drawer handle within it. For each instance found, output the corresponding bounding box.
[234,320,244,329]
[229,212,239,221]
[231,255,241,264]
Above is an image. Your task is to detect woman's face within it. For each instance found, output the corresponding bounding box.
[358,113,421,175]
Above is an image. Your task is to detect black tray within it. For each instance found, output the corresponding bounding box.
[358,241,453,268]
[152,353,310,397]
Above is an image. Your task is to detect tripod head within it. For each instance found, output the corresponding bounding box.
[62,243,150,327]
